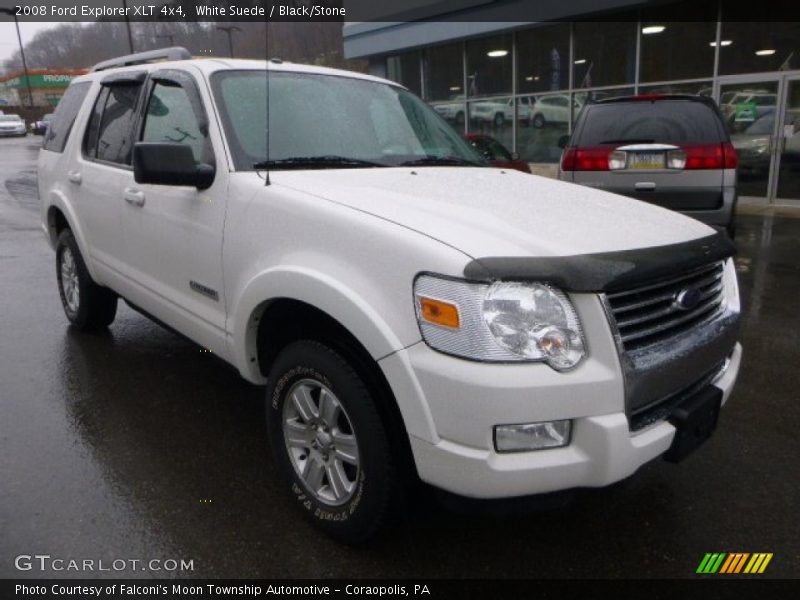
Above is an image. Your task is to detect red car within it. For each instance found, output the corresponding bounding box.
[465,133,531,173]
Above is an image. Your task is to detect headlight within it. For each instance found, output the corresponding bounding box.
[722,257,740,314]
[414,274,586,371]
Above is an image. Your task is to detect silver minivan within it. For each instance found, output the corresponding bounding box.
[559,95,738,237]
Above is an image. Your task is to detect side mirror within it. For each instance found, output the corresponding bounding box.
[557,135,570,149]
[510,151,520,160]
[133,142,215,190]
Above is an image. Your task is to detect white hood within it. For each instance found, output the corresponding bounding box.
[273,167,715,259]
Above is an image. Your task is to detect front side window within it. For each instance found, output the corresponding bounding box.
[211,70,484,171]
[141,81,210,163]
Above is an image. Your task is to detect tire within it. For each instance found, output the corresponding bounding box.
[493,112,505,128]
[455,111,465,126]
[56,229,117,330]
[532,113,545,128]
[265,340,398,543]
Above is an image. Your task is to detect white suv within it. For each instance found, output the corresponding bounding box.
[38,49,742,543]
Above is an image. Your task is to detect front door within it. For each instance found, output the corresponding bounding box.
[718,78,779,199]
[774,77,800,204]
[121,68,229,358]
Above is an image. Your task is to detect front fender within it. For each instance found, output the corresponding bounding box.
[229,265,413,385]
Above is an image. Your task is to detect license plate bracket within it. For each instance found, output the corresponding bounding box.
[663,385,722,463]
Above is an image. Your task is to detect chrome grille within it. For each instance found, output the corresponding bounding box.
[607,261,725,352]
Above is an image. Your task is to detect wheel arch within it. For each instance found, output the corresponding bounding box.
[44,194,100,281]
[252,296,421,483]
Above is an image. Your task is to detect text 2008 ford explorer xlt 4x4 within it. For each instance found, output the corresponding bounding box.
[38,49,741,543]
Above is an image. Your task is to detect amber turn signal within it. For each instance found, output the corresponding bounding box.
[418,297,460,329]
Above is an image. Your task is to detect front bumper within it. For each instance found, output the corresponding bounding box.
[383,313,741,499]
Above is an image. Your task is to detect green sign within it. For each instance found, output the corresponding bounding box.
[0,73,78,90]
[734,102,758,122]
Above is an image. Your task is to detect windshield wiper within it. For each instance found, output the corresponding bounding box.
[399,155,485,167]
[598,139,656,145]
[253,156,385,170]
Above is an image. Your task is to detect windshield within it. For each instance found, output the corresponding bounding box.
[0,115,22,122]
[211,70,485,170]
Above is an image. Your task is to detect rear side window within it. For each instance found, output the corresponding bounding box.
[42,82,90,153]
[84,82,143,166]
[576,100,724,146]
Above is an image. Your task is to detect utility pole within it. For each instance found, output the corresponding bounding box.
[0,7,33,107]
[216,26,242,58]
[121,0,135,53]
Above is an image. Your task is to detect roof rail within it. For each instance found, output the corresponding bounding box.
[91,47,191,72]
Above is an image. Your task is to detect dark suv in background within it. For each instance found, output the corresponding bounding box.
[559,95,738,238]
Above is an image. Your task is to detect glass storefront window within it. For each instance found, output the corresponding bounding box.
[573,21,637,88]
[516,24,570,94]
[572,87,635,121]
[718,21,800,75]
[517,94,570,164]
[639,17,716,82]
[430,101,467,133]
[386,52,421,97]
[638,81,713,96]
[467,97,513,150]
[425,43,464,102]
[465,34,512,98]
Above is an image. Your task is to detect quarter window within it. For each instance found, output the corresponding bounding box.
[42,82,90,153]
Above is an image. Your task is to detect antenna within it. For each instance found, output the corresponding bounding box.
[264,20,271,186]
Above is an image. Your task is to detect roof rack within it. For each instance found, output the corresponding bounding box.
[91,47,191,72]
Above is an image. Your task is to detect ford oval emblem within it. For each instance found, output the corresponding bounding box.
[674,287,702,311]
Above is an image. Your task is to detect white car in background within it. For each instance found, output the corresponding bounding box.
[0,114,27,137]
[531,94,583,128]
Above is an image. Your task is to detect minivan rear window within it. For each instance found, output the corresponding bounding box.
[576,100,724,146]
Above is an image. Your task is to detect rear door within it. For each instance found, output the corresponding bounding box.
[71,72,145,281]
[567,99,731,212]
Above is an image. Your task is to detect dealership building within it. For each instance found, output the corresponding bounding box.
[0,68,87,108]
[343,0,800,204]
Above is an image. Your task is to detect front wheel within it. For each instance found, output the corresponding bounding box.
[532,113,546,128]
[265,340,398,543]
[56,229,117,330]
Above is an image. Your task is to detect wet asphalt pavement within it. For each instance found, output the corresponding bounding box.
[1,135,798,579]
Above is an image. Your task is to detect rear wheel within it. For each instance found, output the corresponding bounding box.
[56,229,117,330]
[532,113,546,128]
[265,340,398,543]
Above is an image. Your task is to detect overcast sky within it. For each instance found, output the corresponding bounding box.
[0,21,59,67]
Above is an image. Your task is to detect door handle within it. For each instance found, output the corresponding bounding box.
[123,187,146,207]
[634,182,657,191]
[67,170,82,184]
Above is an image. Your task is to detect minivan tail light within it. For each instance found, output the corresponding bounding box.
[681,144,734,170]
[560,147,611,171]
[722,142,739,169]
